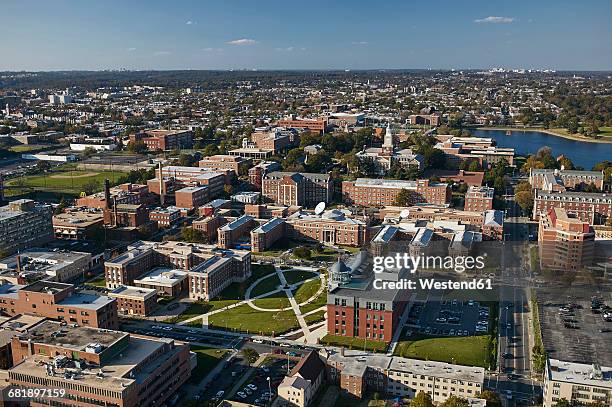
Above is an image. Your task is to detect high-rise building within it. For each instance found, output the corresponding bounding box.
[0,199,53,256]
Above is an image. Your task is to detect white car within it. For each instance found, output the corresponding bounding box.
[161,326,172,331]
[252,339,264,343]
[247,384,257,391]
[216,391,225,398]
[279,343,290,347]
[237,392,247,399]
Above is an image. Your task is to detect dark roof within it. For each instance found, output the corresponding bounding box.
[290,351,325,383]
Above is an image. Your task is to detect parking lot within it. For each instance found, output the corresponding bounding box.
[538,290,612,366]
[408,291,491,337]
[231,355,298,406]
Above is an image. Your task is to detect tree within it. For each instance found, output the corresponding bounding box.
[35,160,51,172]
[223,184,234,198]
[393,189,414,206]
[180,227,206,243]
[82,180,100,195]
[554,398,571,407]
[178,153,195,167]
[410,391,434,407]
[293,246,312,260]
[126,140,147,154]
[242,348,259,366]
[202,143,219,156]
[438,395,469,407]
[54,197,69,215]
[515,190,534,215]
[82,147,97,158]
[477,391,501,407]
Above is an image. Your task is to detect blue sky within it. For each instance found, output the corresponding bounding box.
[1,0,610,71]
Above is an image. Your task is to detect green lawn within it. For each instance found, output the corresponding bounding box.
[320,335,388,353]
[304,310,326,325]
[283,269,317,285]
[393,334,490,367]
[189,346,230,384]
[208,304,299,336]
[252,292,292,310]
[293,278,321,304]
[250,273,281,297]
[86,275,107,288]
[5,169,128,197]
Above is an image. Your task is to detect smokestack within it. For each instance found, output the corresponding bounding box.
[159,162,165,206]
[113,197,118,227]
[104,179,112,210]
[16,255,21,273]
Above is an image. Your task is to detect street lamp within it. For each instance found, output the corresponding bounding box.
[267,376,271,406]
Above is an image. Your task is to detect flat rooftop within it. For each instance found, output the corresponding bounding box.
[110,285,156,300]
[19,320,126,351]
[22,280,71,294]
[133,267,187,287]
[548,359,612,388]
[59,292,115,310]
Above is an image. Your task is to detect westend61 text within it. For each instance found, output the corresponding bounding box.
[373,278,493,290]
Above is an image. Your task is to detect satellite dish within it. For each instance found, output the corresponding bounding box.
[399,209,410,219]
[314,202,326,215]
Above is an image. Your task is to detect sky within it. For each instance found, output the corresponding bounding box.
[1,0,611,71]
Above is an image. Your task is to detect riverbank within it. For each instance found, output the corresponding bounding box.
[470,126,612,144]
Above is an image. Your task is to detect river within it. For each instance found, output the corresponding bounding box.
[470,129,612,170]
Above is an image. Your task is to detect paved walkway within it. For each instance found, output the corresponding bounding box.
[276,265,311,339]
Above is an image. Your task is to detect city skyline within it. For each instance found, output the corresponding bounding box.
[1,0,611,71]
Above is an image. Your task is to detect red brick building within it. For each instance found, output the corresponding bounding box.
[193,215,229,241]
[342,178,451,207]
[175,186,209,210]
[248,161,281,191]
[198,154,252,175]
[276,116,327,134]
[132,129,193,150]
[103,203,150,227]
[262,172,333,207]
[149,206,181,228]
[464,185,494,212]
[0,281,118,329]
[533,190,612,224]
[109,285,158,316]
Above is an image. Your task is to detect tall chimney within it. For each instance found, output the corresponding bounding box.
[16,255,21,274]
[104,179,112,210]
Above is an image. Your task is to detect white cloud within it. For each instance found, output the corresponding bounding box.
[351,41,369,45]
[202,47,224,52]
[227,38,257,45]
[275,46,295,52]
[186,20,195,25]
[127,47,137,52]
[153,50,172,56]
[474,16,516,24]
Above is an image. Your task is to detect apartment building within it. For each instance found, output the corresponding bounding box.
[53,209,104,240]
[132,129,193,150]
[198,154,252,175]
[538,207,595,271]
[0,199,54,256]
[262,171,333,207]
[104,245,156,289]
[464,186,494,212]
[250,217,286,252]
[186,250,251,301]
[530,169,604,192]
[7,320,191,407]
[342,179,451,207]
[327,255,411,343]
[175,186,209,210]
[217,215,257,249]
[0,281,118,329]
[533,190,612,225]
[193,215,229,241]
[109,285,158,316]
[277,115,327,134]
[248,161,281,191]
[149,206,181,228]
[543,359,611,407]
[327,351,485,403]
[157,166,228,197]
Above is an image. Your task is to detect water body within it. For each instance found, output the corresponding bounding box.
[470,129,612,170]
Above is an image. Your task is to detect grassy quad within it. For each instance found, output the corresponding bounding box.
[283,269,317,285]
[393,335,491,367]
[208,303,300,336]
[292,278,321,304]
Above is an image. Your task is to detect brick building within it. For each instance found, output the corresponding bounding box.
[103,203,150,227]
[0,281,118,329]
[132,129,193,150]
[76,183,150,209]
[175,186,209,210]
[530,169,604,192]
[149,206,181,228]
[193,215,229,241]
[109,285,158,316]
[53,210,104,240]
[538,207,595,271]
[464,185,494,212]
[250,129,294,152]
[276,115,327,134]
[342,179,451,207]
[262,172,333,207]
[198,154,252,175]
[217,215,257,249]
[157,166,228,198]
[533,190,612,224]
[250,218,286,252]
[248,161,281,191]
[7,320,191,407]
